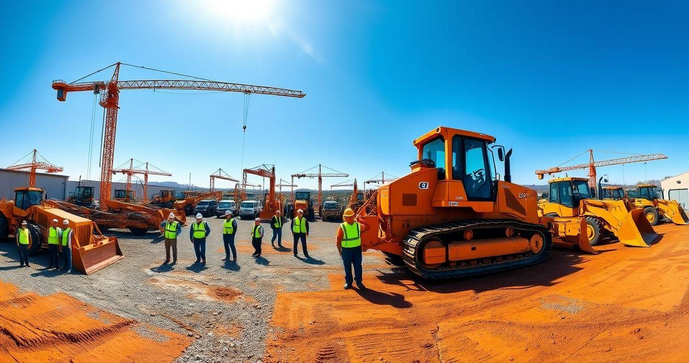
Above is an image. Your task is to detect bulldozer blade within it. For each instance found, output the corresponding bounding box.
[72,237,123,275]
[616,209,659,247]
[577,218,599,254]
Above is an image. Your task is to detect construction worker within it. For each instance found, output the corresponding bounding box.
[190,213,210,265]
[161,213,182,264]
[16,220,30,267]
[270,210,284,248]
[222,210,238,262]
[47,219,61,269]
[251,218,264,257]
[291,209,310,258]
[60,220,73,273]
[336,208,368,290]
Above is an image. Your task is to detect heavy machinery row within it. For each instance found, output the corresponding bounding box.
[1,62,686,279]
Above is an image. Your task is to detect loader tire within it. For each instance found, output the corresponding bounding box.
[585,217,602,246]
[0,215,9,240]
[128,227,149,235]
[643,207,659,226]
[26,223,43,256]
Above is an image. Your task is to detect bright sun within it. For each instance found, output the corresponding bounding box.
[203,0,275,24]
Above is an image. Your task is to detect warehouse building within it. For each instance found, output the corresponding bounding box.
[0,169,69,201]
[661,172,689,210]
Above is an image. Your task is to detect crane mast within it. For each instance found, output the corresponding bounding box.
[112,158,172,201]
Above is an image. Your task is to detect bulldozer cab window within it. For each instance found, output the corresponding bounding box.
[639,187,653,200]
[550,182,574,207]
[459,137,492,200]
[421,137,446,180]
[15,190,43,210]
[549,183,559,203]
[295,191,311,200]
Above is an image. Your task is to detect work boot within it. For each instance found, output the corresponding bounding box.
[172,260,177,265]
[343,283,351,290]
[195,259,200,264]
[26,263,30,267]
[19,264,24,268]
[163,259,170,264]
[356,282,367,290]
[222,257,228,261]
[201,259,206,265]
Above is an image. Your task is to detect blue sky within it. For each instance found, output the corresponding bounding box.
[1,0,687,190]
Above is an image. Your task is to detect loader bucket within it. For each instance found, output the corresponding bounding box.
[577,218,599,254]
[72,236,123,275]
[615,209,659,247]
[659,201,689,225]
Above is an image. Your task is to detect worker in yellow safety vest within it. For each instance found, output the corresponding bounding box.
[291,209,310,259]
[270,210,284,248]
[251,218,264,257]
[189,213,210,265]
[47,219,61,269]
[161,213,182,265]
[336,208,369,290]
[222,210,238,262]
[16,220,31,267]
[60,219,74,273]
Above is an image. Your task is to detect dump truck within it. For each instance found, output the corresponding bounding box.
[350,126,552,279]
[629,184,688,226]
[539,177,658,249]
[0,187,122,274]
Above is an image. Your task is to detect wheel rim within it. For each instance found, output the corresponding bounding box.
[646,212,655,223]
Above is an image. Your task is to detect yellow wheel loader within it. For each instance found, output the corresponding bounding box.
[0,187,122,274]
[538,177,658,250]
[629,184,688,226]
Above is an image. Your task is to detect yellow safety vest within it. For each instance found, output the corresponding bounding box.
[252,225,262,238]
[61,227,72,247]
[18,228,30,245]
[192,222,206,239]
[340,222,361,248]
[292,217,307,233]
[223,219,235,235]
[273,216,282,228]
[164,222,178,239]
[48,227,59,245]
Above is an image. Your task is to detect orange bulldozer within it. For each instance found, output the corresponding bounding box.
[351,127,552,278]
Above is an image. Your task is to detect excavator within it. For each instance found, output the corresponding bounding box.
[604,185,688,225]
[0,187,122,274]
[352,127,552,279]
[539,177,658,248]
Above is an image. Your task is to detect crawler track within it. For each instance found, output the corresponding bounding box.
[402,219,552,279]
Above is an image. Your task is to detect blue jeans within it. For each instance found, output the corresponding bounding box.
[223,234,236,260]
[271,228,282,246]
[61,246,72,271]
[293,233,308,256]
[342,246,363,285]
[193,238,206,262]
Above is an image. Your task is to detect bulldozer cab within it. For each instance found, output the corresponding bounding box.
[70,186,94,205]
[14,188,44,217]
[601,186,625,200]
[114,189,136,202]
[542,178,591,217]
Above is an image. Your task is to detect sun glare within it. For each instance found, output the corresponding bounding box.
[204,0,275,24]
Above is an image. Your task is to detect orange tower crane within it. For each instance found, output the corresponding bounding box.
[243,164,278,220]
[291,164,348,209]
[210,168,239,192]
[52,62,305,208]
[364,171,398,190]
[7,149,64,187]
[535,150,668,190]
[112,158,172,201]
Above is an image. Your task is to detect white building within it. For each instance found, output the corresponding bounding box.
[660,172,689,210]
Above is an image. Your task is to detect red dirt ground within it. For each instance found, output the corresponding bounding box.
[265,224,689,362]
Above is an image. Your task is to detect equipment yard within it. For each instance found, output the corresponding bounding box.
[1,219,688,362]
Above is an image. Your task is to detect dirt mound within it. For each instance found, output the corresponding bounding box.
[0,280,190,362]
[265,224,689,362]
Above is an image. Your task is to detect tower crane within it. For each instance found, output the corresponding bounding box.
[291,164,348,209]
[112,158,172,201]
[210,168,239,192]
[7,149,64,187]
[535,149,668,190]
[331,178,362,210]
[364,171,397,190]
[52,62,305,208]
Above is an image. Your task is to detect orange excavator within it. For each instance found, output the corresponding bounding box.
[243,164,280,221]
[353,127,552,278]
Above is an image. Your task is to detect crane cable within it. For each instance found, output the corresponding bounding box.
[87,92,98,179]
[240,93,251,187]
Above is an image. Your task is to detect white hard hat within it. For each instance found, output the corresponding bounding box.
[21,220,27,225]
[52,219,58,223]
[224,210,232,216]
[168,212,175,219]
[63,220,69,225]
[255,218,261,221]
[297,209,304,214]
[196,213,203,219]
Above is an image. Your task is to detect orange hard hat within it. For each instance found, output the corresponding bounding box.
[343,208,355,217]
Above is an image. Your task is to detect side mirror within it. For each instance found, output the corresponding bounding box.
[497,147,505,162]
